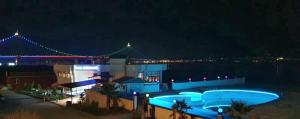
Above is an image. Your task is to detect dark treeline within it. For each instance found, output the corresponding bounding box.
[0,0,299,58]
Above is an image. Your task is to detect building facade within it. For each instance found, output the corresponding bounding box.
[53,64,110,95]
[110,58,167,83]
[110,58,167,93]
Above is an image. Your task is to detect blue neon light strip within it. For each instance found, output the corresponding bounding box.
[74,65,100,70]
[152,95,187,99]
[0,56,95,59]
[179,92,203,95]
[202,104,232,109]
[203,89,279,98]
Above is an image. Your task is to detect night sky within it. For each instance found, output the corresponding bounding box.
[0,0,299,58]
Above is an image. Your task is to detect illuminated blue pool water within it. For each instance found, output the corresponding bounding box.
[149,90,279,119]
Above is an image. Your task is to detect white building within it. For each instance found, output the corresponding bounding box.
[52,59,168,95]
[110,59,167,83]
[110,58,167,93]
[53,64,110,95]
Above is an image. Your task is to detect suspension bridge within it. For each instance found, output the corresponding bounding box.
[0,31,133,65]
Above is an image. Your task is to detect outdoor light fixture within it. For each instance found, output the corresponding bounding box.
[218,107,223,113]
[127,43,131,47]
[0,63,2,66]
[217,76,221,79]
[171,79,174,82]
[133,91,138,110]
[217,107,224,119]
[188,77,192,81]
[225,75,228,79]
[146,94,150,98]
[276,57,284,61]
[203,76,207,80]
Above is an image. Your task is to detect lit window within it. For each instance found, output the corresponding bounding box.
[58,72,62,77]
[8,62,15,66]
[67,73,71,78]
[138,72,143,79]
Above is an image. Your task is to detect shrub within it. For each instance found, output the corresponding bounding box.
[2,110,40,119]
[51,88,57,95]
[226,101,253,119]
[30,81,35,91]
[37,84,42,91]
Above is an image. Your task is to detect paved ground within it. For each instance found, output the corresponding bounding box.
[248,91,300,119]
[51,95,81,107]
[0,90,130,119]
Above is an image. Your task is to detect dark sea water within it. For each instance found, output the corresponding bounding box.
[162,61,300,91]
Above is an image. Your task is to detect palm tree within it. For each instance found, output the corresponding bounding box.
[226,101,253,119]
[100,83,119,109]
[170,100,191,119]
[111,92,120,108]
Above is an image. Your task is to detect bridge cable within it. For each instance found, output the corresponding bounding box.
[17,35,77,56]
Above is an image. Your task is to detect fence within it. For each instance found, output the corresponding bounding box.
[85,90,134,110]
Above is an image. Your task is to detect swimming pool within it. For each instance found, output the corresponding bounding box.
[149,89,279,119]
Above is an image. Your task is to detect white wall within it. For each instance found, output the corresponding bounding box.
[73,65,110,82]
[54,64,110,84]
[172,78,245,90]
[53,64,73,84]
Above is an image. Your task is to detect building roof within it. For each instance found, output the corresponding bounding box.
[60,79,106,88]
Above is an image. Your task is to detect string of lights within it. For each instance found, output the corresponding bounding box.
[0,35,15,44]
[0,32,131,57]
[18,35,76,56]
[0,33,77,56]
[105,47,128,56]
[104,43,131,56]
